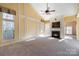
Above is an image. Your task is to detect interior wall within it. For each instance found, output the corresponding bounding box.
[77,17,79,40]
[25,4,42,21]
[76,6,79,40]
[25,18,40,38]
[44,23,51,36]
[64,16,76,22]
[0,3,44,46]
[72,21,76,35]
[65,21,76,35]
[0,12,2,45]
[0,3,19,45]
[0,3,51,46]
[24,4,45,39]
[18,4,25,40]
[64,16,77,36]
[60,16,64,39]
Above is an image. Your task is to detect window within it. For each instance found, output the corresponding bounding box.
[2,13,14,40]
[65,26,72,34]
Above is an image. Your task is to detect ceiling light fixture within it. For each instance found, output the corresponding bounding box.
[41,18,50,23]
[41,3,55,15]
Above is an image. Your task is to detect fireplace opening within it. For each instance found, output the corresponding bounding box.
[52,31,60,39]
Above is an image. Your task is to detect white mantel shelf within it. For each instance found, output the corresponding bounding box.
[51,28,60,31]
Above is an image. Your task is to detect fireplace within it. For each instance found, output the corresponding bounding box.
[52,31,60,39]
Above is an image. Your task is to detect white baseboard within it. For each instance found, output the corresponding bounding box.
[0,34,51,47]
[0,35,38,47]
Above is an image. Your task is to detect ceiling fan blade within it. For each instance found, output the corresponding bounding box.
[40,3,55,15]
[41,10,44,12]
[49,10,55,12]
[46,12,51,15]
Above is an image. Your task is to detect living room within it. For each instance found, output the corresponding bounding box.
[0,3,79,56]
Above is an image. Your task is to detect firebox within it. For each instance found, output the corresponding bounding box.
[52,31,60,39]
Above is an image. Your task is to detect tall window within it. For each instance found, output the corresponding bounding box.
[65,26,72,34]
[2,13,14,40]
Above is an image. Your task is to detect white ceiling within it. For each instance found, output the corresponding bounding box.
[31,3,79,20]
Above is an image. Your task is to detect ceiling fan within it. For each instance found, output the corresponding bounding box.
[41,3,55,15]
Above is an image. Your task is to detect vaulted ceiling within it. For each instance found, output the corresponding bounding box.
[31,3,79,20]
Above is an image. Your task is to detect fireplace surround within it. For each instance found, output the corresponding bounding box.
[51,21,61,39]
[52,31,60,39]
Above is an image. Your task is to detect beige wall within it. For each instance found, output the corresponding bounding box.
[76,6,79,40]
[0,3,44,46]
[24,4,44,39]
[77,17,79,40]
[64,21,76,35]
[0,4,19,45]
[64,16,76,22]
[18,4,25,40]
[25,4,42,21]
[64,16,77,37]
[0,12,2,45]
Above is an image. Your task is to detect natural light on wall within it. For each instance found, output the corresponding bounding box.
[77,13,79,17]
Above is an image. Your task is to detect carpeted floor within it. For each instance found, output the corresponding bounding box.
[0,37,79,56]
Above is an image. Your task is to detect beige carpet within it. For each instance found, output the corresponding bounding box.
[0,37,79,56]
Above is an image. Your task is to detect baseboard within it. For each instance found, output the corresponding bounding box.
[0,35,38,47]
